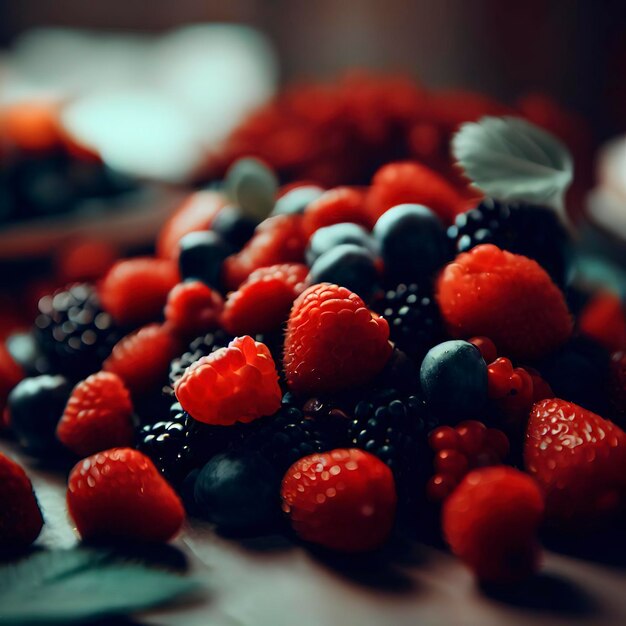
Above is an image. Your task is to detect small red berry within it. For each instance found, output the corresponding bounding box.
[578,291,626,353]
[164,281,223,337]
[302,187,372,238]
[0,341,24,420]
[468,336,498,364]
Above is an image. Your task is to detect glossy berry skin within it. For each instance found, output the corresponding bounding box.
[8,375,72,455]
[281,449,397,552]
[436,244,572,361]
[306,222,378,267]
[284,284,392,394]
[373,204,449,283]
[525,398,626,524]
[222,263,308,335]
[175,335,281,425]
[56,372,134,457]
[578,291,626,353]
[194,451,280,533]
[420,340,488,423]
[164,281,224,338]
[67,448,184,542]
[302,187,372,238]
[272,185,324,216]
[177,230,233,291]
[308,244,379,302]
[0,452,44,551]
[443,467,544,583]
[210,205,258,250]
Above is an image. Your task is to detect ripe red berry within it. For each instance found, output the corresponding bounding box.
[103,324,182,397]
[284,283,392,394]
[175,335,281,425]
[56,238,118,283]
[223,214,307,291]
[436,244,572,361]
[281,449,397,552]
[0,452,44,550]
[302,187,372,238]
[100,257,180,327]
[525,398,626,524]
[67,448,184,542]
[468,336,498,364]
[56,371,134,457]
[367,161,464,224]
[164,281,224,337]
[0,341,24,421]
[487,357,535,419]
[222,263,308,335]
[578,291,626,353]
[443,466,544,583]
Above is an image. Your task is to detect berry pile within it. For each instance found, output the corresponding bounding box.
[1,99,624,593]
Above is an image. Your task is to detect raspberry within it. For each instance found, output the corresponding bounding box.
[222,214,307,291]
[67,448,184,542]
[284,284,392,394]
[56,371,134,457]
[156,190,226,260]
[427,421,509,501]
[55,238,118,284]
[164,281,224,338]
[436,244,573,361]
[222,263,308,335]
[174,335,281,425]
[301,187,372,238]
[367,161,464,224]
[100,257,180,327]
[0,452,44,551]
[443,466,544,583]
[0,341,24,419]
[103,324,182,397]
[281,449,397,552]
[610,351,626,427]
[578,291,626,353]
[525,398,626,524]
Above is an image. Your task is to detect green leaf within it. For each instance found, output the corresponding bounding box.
[0,548,201,625]
[452,116,574,225]
[225,157,278,221]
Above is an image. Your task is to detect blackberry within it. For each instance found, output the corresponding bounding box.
[35,283,121,379]
[447,198,570,284]
[374,283,443,361]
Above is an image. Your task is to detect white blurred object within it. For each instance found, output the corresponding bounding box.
[0,25,278,182]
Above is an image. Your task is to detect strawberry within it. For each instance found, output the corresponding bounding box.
[100,257,180,327]
[281,449,397,552]
[0,452,44,551]
[67,448,184,542]
[443,466,544,583]
[578,291,626,353]
[164,280,224,338]
[436,244,573,361]
[525,398,626,524]
[302,187,372,238]
[56,372,134,457]
[283,283,392,394]
[222,263,309,335]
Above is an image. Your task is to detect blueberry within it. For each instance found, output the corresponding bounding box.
[308,243,379,301]
[225,157,278,221]
[272,185,324,216]
[8,375,72,456]
[211,205,258,250]
[6,331,51,376]
[420,340,487,423]
[306,222,379,266]
[373,204,449,282]
[194,451,279,534]
[178,230,233,290]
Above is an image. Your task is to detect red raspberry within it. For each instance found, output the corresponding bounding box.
[100,257,180,327]
[578,291,626,353]
[525,398,626,524]
[164,281,224,338]
[468,336,498,364]
[223,214,307,291]
[443,466,544,583]
[427,421,509,501]
[0,452,44,550]
[610,351,626,427]
[222,263,309,335]
[103,324,182,397]
[56,238,118,283]
[281,449,397,552]
[436,244,572,361]
[56,372,134,457]
[0,341,24,423]
[157,190,226,260]
[67,448,184,542]
[174,335,281,425]
[302,187,372,238]
[284,284,392,394]
[367,161,464,224]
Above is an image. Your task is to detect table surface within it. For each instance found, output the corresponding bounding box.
[2,438,626,626]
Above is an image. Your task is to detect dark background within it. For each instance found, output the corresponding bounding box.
[1,0,626,140]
